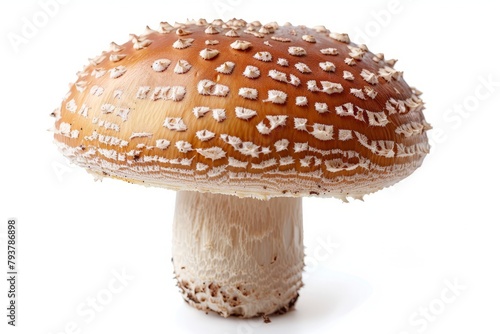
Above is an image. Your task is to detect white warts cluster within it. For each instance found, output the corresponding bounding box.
[361,69,378,85]
[197,80,230,97]
[256,115,288,134]
[307,80,343,94]
[192,106,227,122]
[288,46,307,56]
[163,117,188,131]
[238,87,258,100]
[135,86,186,101]
[109,66,127,79]
[320,48,339,55]
[294,118,334,141]
[295,63,311,74]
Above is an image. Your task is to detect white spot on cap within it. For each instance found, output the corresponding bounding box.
[174,60,192,74]
[205,40,219,45]
[274,139,289,152]
[320,48,339,55]
[156,139,171,149]
[196,163,209,171]
[197,79,229,97]
[294,118,308,132]
[116,108,130,121]
[364,86,378,99]
[167,86,186,101]
[338,129,353,141]
[329,32,350,43]
[225,29,240,37]
[301,35,316,43]
[109,66,127,78]
[366,110,389,126]
[113,90,123,99]
[100,103,115,114]
[243,65,260,78]
[307,80,319,92]
[109,54,126,62]
[295,62,311,73]
[256,115,288,134]
[235,106,257,120]
[279,156,294,166]
[176,28,192,36]
[288,46,307,56]
[212,109,226,122]
[150,87,170,101]
[238,142,261,158]
[268,69,288,83]
[344,58,356,66]
[315,102,329,113]
[215,61,235,74]
[136,86,151,99]
[192,106,210,118]
[204,25,220,34]
[319,61,335,72]
[347,46,365,60]
[163,117,187,131]
[251,158,277,169]
[199,48,220,60]
[294,142,308,153]
[130,132,153,139]
[238,87,258,100]
[271,36,291,42]
[152,59,171,72]
[296,96,308,106]
[92,68,106,78]
[350,88,366,100]
[263,90,287,104]
[66,99,77,113]
[196,129,216,141]
[277,58,289,67]
[288,74,301,86]
[378,66,403,82]
[361,69,378,85]
[311,123,334,141]
[109,41,124,52]
[228,157,248,168]
[175,141,193,153]
[196,147,226,161]
[230,40,252,50]
[253,51,272,62]
[320,81,343,94]
[343,71,354,81]
[172,38,194,49]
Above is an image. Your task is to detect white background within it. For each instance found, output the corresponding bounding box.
[1,0,499,333]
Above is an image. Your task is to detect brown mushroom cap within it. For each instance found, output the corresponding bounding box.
[53,19,430,200]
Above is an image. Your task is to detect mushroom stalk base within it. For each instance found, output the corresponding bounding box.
[172,191,304,318]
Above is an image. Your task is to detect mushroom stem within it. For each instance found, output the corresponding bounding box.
[172,191,304,318]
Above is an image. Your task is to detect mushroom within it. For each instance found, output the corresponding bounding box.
[52,19,431,318]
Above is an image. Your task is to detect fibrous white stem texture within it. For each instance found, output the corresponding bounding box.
[172,191,304,318]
